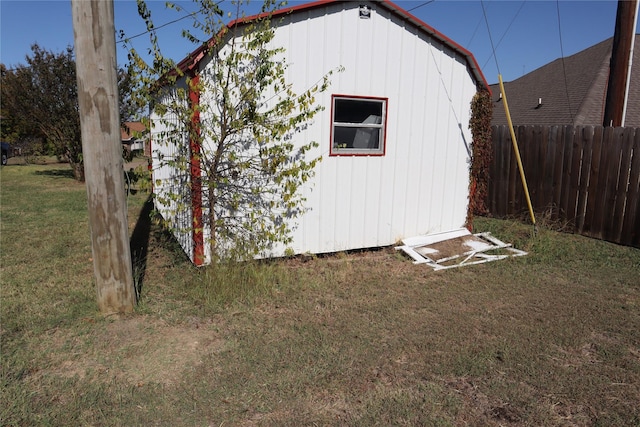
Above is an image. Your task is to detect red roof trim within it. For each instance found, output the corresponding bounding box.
[171,0,489,92]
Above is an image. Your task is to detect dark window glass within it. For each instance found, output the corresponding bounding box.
[334,99,383,124]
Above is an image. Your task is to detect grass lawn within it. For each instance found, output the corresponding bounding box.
[1,162,639,426]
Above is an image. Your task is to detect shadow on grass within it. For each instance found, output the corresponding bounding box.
[34,168,76,179]
[130,195,154,300]
[129,195,192,302]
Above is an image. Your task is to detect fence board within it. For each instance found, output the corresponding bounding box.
[541,126,555,211]
[507,128,520,215]
[508,128,520,214]
[579,126,611,237]
[498,126,511,217]
[610,128,635,242]
[490,126,501,215]
[591,127,620,239]
[490,124,640,248]
[538,126,547,208]
[551,126,565,212]
[575,126,594,233]
[567,127,584,228]
[523,126,537,211]
[525,126,545,206]
[620,131,640,246]
[558,126,576,221]
[489,128,498,215]
[601,128,624,241]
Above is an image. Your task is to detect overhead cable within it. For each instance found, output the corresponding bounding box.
[480,0,501,76]
[117,1,224,44]
[556,0,575,124]
[408,0,435,13]
[481,1,527,71]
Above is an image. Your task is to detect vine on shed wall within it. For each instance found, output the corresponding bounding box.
[466,89,493,230]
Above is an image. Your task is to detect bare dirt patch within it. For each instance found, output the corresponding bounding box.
[32,316,226,388]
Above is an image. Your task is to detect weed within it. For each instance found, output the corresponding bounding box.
[191,260,288,310]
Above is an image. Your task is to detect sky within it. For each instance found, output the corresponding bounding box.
[0,0,638,85]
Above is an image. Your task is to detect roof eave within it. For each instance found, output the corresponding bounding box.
[167,0,490,93]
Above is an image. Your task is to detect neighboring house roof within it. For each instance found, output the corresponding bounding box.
[491,34,640,127]
[121,121,146,141]
[173,0,489,91]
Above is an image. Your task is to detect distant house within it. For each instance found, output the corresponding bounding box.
[151,0,489,265]
[120,121,148,156]
[491,35,640,127]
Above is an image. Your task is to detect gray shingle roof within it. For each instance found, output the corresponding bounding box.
[491,35,640,127]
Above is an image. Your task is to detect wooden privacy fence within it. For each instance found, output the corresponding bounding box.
[489,125,640,248]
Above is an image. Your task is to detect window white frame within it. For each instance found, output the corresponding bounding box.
[330,95,387,156]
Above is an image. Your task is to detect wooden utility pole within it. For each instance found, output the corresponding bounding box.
[603,0,639,127]
[71,0,136,314]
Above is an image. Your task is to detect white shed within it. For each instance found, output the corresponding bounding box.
[151,0,489,265]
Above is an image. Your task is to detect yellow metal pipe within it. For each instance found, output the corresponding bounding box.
[498,75,536,227]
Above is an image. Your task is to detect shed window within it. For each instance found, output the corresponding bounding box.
[330,96,386,156]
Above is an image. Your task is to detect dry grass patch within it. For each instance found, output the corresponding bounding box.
[2,164,640,426]
[29,316,225,387]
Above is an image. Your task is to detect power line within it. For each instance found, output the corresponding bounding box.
[480,0,500,76]
[466,15,483,48]
[408,1,435,13]
[117,1,225,44]
[556,0,575,124]
[481,1,526,71]
[117,11,201,43]
[2,1,226,72]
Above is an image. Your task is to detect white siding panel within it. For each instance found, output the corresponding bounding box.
[150,78,195,262]
[379,15,404,244]
[315,10,343,253]
[425,43,447,232]
[354,12,374,93]
[447,56,466,232]
[397,27,421,237]
[437,51,457,230]
[348,159,367,248]
[409,41,432,235]
[369,11,389,92]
